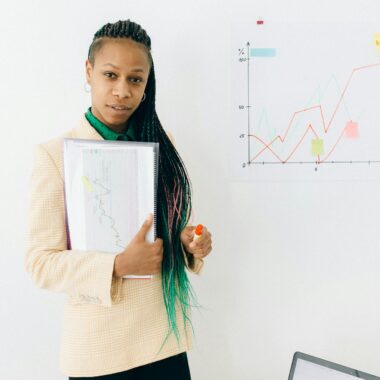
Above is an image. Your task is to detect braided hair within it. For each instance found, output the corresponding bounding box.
[88,20,198,348]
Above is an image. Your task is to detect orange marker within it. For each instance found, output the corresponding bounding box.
[193,224,204,241]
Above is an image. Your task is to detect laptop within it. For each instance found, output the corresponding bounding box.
[288,352,380,380]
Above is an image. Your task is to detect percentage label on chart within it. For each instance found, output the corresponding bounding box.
[238,48,245,55]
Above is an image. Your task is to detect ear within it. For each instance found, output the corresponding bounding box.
[85,59,93,83]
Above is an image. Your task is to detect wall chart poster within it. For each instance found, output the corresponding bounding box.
[231,20,380,181]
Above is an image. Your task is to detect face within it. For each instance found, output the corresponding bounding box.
[85,38,151,133]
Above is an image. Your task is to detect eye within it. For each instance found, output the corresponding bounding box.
[104,72,116,78]
[129,77,143,84]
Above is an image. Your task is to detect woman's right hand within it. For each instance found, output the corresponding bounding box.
[113,214,163,277]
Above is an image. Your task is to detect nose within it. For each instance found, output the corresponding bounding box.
[112,79,132,98]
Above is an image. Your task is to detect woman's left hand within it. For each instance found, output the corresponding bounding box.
[180,226,213,259]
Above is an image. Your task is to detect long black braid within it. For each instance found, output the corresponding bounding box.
[88,20,198,348]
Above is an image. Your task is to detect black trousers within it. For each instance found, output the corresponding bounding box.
[68,352,191,380]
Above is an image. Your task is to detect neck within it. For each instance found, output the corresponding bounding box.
[91,107,127,133]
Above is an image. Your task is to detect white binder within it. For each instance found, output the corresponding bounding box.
[63,138,159,279]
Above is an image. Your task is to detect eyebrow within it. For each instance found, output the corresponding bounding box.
[102,63,145,72]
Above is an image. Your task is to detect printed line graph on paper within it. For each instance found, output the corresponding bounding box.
[231,21,380,179]
[81,149,139,251]
[81,173,125,250]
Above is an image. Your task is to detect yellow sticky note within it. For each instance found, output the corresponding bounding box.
[345,120,359,139]
[375,33,380,52]
[81,176,94,192]
[311,139,324,156]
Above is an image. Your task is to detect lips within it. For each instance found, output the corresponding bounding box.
[108,104,132,111]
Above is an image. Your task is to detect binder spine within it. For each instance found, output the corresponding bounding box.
[153,143,159,239]
[62,139,72,250]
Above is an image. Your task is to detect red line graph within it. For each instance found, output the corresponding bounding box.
[249,62,380,164]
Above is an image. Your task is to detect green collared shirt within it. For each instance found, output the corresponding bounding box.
[85,107,136,141]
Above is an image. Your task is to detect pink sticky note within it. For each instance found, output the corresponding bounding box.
[345,121,359,138]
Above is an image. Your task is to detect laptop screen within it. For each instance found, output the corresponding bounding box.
[294,358,364,380]
[289,352,380,380]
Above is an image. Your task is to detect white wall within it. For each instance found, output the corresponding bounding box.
[2,0,380,379]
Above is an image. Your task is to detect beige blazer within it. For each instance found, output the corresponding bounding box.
[25,113,204,377]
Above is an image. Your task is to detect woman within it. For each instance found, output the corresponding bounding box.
[25,19,212,379]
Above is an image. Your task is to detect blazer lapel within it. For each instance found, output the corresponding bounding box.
[54,114,104,180]
[71,114,104,140]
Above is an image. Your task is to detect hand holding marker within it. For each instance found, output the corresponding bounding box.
[181,223,212,260]
[189,224,210,259]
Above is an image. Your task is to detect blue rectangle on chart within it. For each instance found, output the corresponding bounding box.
[250,48,276,57]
